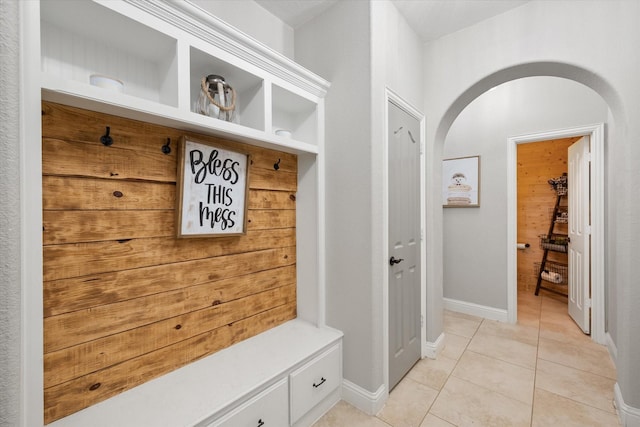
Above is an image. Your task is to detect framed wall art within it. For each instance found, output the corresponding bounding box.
[442,155,480,208]
[176,136,250,237]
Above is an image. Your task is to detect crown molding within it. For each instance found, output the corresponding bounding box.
[123,0,330,98]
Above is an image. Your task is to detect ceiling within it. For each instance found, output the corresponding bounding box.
[254,0,529,42]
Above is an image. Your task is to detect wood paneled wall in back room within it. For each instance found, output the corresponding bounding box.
[41,102,298,424]
[516,136,580,294]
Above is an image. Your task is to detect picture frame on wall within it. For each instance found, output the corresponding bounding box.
[175,136,251,237]
[442,155,480,208]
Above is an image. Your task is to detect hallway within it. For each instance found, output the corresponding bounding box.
[313,292,619,426]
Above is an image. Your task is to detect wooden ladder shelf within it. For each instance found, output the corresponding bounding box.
[535,175,569,296]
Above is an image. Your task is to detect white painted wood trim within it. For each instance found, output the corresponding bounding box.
[123,0,330,97]
[444,298,508,322]
[423,332,445,359]
[615,383,640,427]
[316,98,327,327]
[589,123,606,345]
[383,87,426,395]
[506,124,606,344]
[506,130,518,324]
[341,380,387,416]
[20,1,44,426]
[606,332,618,365]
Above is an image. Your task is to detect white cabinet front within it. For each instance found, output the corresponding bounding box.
[208,378,289,427]
[289,345,341,424]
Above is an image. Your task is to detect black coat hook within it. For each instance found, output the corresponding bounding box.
[274,158,281,171]
[162,138,171,154]
[100,126,113,146]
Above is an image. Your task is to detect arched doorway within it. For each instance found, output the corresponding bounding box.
[424,63,625,351]
[437,75,608,344]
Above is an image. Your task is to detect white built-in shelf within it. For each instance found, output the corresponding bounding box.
[39,0,329,155]
[36,1,334,425]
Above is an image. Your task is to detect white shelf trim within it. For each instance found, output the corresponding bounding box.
[41,83,319,156]
[123,0,330,98]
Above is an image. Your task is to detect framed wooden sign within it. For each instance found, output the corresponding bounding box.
[442,155,480,208]
[176,136,250,237]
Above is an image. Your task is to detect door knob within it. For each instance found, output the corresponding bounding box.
[389,256,404,266]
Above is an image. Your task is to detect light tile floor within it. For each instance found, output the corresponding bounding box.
[313,292,619,426]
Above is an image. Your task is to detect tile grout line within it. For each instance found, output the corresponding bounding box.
[315,293,618,426]
[422,317,484,427]
[529,293,543,427]
[535,295,620,421]
[437,319,482,424]
[446,325,539,410]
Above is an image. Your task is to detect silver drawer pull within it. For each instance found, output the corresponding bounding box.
[313,377,326,388]
[257,418,264,427]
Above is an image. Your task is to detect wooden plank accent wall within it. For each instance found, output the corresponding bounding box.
[516,137,580,294]
[42,102,298,424]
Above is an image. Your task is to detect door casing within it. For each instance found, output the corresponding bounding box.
[383,88,426,395]
[507,123,605,344]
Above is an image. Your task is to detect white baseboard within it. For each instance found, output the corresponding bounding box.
[606,332,618,365]
[341,380,386,416]
[615,383,640,427]
[423,332,445,359]
[443,297,508,322]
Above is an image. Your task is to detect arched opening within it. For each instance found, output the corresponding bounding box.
[434,62,625,147]
[428,62,626,347]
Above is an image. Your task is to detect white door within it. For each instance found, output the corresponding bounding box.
[568,136,590,334]
[388,100,421,390]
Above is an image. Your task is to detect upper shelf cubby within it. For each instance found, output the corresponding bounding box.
[40,0,178,107]
[272,84,318,146]
[189,46,265,132]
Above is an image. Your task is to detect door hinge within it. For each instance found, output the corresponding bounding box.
[585,224,592,235]
[586,152,592,162]
[421,228,424,241]
[420,315,424,328]
[585,298,592,309]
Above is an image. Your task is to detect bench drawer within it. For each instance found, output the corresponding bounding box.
[208,378,289,427]
[289,344,341,424]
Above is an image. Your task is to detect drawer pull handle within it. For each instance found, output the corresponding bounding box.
[313,377,327,388]
[257,419,264,427]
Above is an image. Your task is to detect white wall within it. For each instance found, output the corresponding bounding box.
[422,0,640,417]
[189,0,294,58]
[296,0,424,408]
[295,0,376,392]
[0,1,21,425]
[371,0,430,400]
[443,77,608,309]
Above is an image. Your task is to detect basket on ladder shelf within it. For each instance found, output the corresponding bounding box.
[548,173,567,196]
[539,234,568,253]
[534,261,568,285]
